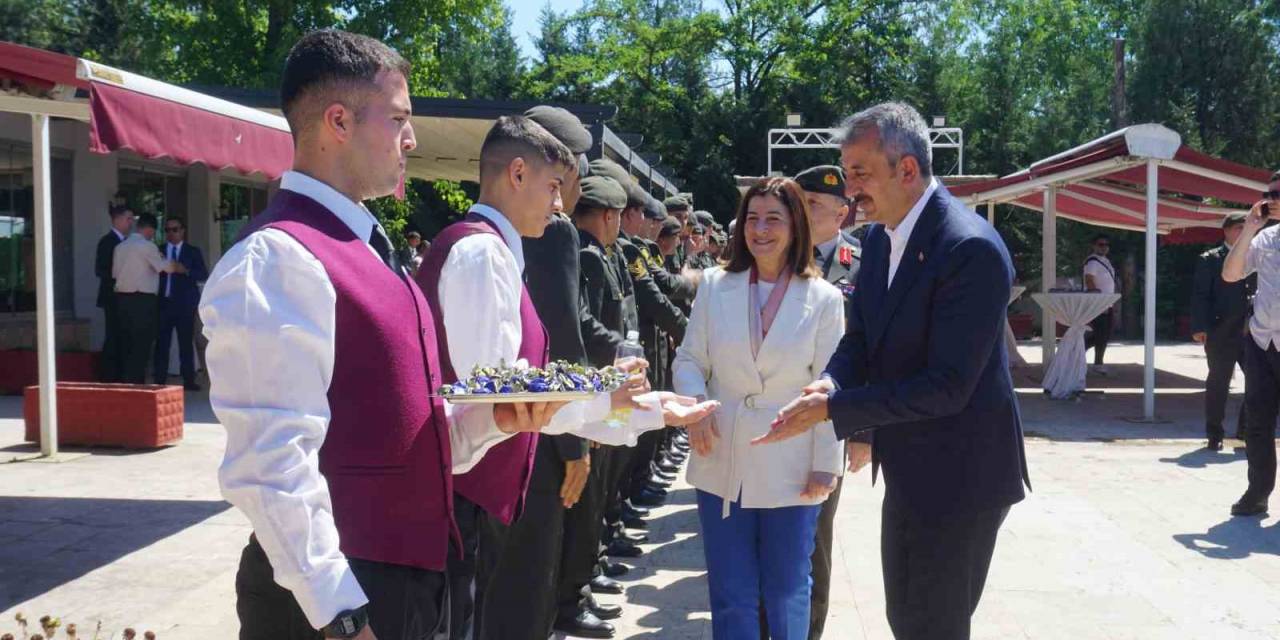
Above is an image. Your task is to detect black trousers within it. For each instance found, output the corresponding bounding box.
[448,494,483,640]
[1085,309,1113,366]
[1243,339,1280,501]
[479,439,568,640]
[116,293,157,384]
[154,298,197,384]
[602,444,634,541]
[881,496,1009,640]
[1205,331,1247,440]
[236,534,446,640]
[558,446,613,619]
[625,430,664,500]
[99,295,125,383]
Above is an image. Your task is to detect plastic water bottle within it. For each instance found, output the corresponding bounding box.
[608,331,645,426]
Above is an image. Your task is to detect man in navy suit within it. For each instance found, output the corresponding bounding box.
[759,103,1030,640]
[153,217,208,390]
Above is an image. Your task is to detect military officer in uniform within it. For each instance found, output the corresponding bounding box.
[663,196,692,269]
[792,164,872,640]
[556,175,635,639]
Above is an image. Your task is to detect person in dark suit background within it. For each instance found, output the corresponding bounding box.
[96,204,134,382]
[154,217,208,390]
[761,103,1031,640]
[1192,213,1255,451]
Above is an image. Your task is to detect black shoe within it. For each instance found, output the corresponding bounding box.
[621,500,650,517]
[643,481,669,496]
[656,459,680,474]
[1232,495,1269,517]
[553,610,615,639]
[652,467,677,481]
[648,475,673,489]
[589,575,625,596]
[585,595,623,620]
[630,488,667,508]
[599,557,630,578]
[622,514,648,530]
[619,530,648,544]
[1208,437,1224,451]
[605,539,644,558]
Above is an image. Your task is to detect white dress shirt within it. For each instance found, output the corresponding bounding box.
[435,204,663,443]
[113,233,170,294]
[1083,254,1117,294]
[885,178,938,287]
[200,171,507,630]
[1245,225,1280,349]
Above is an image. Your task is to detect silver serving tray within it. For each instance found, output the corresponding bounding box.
[440,390,605,404]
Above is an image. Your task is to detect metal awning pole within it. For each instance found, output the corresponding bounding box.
[1144,160,1158,420]
[987,201,995,224]
[31,114,58,456]
[1042,187,1057,367]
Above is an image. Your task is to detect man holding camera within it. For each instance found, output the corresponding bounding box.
[1222,173,1280,517]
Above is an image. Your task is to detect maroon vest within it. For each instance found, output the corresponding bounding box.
[416,213,549,524]
[234,191,457,571]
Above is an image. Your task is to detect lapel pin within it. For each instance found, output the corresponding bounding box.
[917,251,925,262]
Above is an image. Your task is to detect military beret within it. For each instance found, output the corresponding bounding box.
[690,224,706,235]
[693,210,716,229]
[1223,213,1247,228]
[659,217,682,237]
[524,105,592,154]
[663,196,690,212]
[643,196,667,220]
[589,159,647,208]
[794,165,846,199]
[577,176,628,210]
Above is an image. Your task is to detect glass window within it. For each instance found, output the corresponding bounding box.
[0,141,73,314]
[218,181,268,250]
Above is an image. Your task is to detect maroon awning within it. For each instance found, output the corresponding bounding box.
[0,41,293,179]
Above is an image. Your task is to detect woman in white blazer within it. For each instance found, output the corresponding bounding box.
[674,177,846,640]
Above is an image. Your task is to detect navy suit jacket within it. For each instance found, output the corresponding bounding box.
[825,185,1030,517]
[158,243,208,310]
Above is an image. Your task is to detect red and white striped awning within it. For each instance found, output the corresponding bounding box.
[951,124,1270,232]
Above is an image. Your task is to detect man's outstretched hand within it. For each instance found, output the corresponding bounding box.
[753,378,834,446]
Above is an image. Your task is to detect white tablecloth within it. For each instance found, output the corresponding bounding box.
[1032,292,1121,398]
[1005,286,1027,367]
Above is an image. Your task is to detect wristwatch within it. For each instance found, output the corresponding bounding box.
[322,606,368,639]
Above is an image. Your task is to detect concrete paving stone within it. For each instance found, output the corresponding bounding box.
[5,343,1280,638]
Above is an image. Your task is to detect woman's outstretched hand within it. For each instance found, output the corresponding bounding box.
[655,392,720,426]
[687,413,720,456]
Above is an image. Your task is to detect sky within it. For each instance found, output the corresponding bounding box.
[508,0,585,61]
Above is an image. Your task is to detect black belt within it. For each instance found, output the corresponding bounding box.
[117,292,157,297]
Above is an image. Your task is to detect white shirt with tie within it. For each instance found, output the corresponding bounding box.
[200,171,511,629]
[884,178,939,287]
[163,242,183,297]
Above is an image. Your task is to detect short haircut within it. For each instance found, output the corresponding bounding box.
[836,102,933,180]
[108,204,132,219]
[1093,233,1109,244]
[572,201,607,219]
[280,29,412,138]
[724,177,817,278]
[405,230,422,240]
[478,115,575,182]
[165,217,186,229]
[136,213,159,230]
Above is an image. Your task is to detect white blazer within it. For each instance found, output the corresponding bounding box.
[673,266,846,517]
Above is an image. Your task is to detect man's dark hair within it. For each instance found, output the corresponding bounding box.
[165,217,186,230]
[136,214,159,230]
[280,29,411,138]
[1092,234,1109,244]
[478,115,575,182]
[108,204,132,219]
[404,230,421,241]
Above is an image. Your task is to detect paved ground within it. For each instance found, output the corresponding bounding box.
[2,342,1279,639]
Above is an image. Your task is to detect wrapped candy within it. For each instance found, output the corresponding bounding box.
[440,360,628,398]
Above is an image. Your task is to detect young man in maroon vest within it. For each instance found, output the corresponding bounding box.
[201,30,557,640]
[416,116,717,639]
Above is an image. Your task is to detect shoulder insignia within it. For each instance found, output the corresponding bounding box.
[629,256,648,278]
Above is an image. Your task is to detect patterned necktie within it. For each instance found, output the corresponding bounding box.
[368,225,397,272]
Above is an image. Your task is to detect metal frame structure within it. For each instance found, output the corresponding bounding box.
[766,127,965,175]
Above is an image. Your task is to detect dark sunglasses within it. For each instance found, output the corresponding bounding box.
[164,227,182,232]
[1264,190,1280,201]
